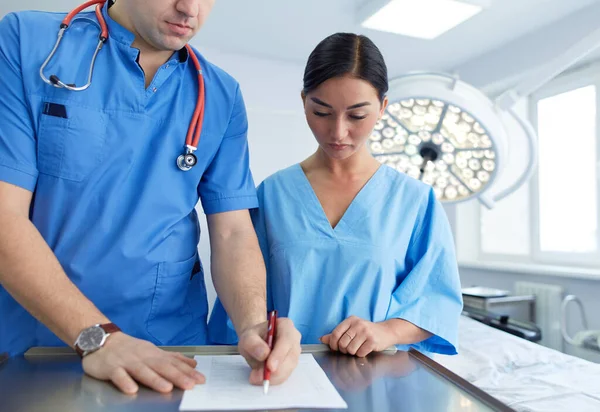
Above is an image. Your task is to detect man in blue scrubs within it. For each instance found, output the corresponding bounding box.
[0,0,300,394]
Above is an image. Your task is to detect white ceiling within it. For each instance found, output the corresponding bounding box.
[2,0,598,77]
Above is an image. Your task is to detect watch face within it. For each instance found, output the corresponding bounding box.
[78,326,105,351]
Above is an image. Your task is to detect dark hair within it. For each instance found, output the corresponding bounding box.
[302,33,388,102]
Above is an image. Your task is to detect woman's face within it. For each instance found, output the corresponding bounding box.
[303,75,387,160]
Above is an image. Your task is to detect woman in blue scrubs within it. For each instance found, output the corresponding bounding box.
[210,33,462,356]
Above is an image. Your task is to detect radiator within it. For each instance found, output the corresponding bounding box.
[515,281,564,351]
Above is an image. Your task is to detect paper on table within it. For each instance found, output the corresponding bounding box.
[179,353,348,411]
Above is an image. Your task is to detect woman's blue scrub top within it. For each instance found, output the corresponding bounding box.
[210,164,462,355]
[0,4,257,356]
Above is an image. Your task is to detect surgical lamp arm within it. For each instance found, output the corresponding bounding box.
[479,107,538,208]
[497,25,600,107]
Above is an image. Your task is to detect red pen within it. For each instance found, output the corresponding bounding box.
[263,310,277,394]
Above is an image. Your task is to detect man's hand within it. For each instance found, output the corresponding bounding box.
[82,332,205,394]
[237,317,301,386]
[320,316,397,357]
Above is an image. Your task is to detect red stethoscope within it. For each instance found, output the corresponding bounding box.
[39,0,205,171]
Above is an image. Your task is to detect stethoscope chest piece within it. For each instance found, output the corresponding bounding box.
[177,149,198,172]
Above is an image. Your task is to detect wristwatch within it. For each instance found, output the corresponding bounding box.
[74,323,121,357]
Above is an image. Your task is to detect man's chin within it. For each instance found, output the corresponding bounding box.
[165,41,189,52]
[153,35,190,52]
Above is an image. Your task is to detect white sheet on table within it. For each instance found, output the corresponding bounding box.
[432,316,600,412]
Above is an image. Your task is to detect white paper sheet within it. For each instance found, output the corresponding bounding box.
[179,353,348,411]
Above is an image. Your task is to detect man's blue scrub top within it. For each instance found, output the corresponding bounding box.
[0,4,258,356]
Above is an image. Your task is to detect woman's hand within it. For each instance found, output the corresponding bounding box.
[320,316,397,357]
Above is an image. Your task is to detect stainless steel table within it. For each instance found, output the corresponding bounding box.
[0,346,513,412]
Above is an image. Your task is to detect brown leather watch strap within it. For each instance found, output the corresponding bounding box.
[75,345,84,357]
[100,323,121,334]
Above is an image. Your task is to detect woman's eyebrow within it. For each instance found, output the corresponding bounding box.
[310,97,332,108]
[310,97,371,110]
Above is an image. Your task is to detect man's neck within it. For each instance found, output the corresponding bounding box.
[108,2,173,87]
[131,39,173,88]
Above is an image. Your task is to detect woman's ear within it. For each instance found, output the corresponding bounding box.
[300,91,307,106]
[379,96,389,119]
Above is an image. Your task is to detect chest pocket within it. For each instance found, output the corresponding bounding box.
[37,103,107,182]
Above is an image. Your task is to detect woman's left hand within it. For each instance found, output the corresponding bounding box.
[320,316,397,357]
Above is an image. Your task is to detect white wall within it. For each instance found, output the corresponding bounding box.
[193,48,316,312]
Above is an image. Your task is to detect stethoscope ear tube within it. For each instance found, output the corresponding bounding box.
[39,7,107,92]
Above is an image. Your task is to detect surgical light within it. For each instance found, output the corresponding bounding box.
[369,26,600,208]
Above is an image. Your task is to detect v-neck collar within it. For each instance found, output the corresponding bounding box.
[293,163,386,234]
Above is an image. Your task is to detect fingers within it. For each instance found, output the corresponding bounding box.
[146,358,204,391]
[320,334,331,345]
[126,363,173,393]
[328,317,354,352]
[325,317,382,357]
[266,318,301,373]
[356,341,376,358]
[169,353,204,383]
[111,353,202,394]
[248,365,264,386]
[249,344,301,387]
[268,345,300,386]
[337,330,355,354]
[110,367,138,394]
[239,332,271,368]
[172,352,197,368]
[82,334,206,395]
[269,335,302,386]
[169,352,204,381]
[346,333,367,356]
[241,317,301,387]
